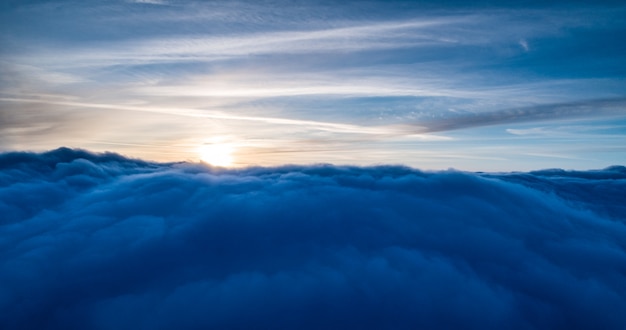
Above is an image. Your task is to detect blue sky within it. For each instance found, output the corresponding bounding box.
[1,0,625,170]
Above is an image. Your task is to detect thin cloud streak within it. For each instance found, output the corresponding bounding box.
[12,18,462,69]
[130,18,459,54]
[14,95,626,139]
[129,73,623,105]
[415,98,626,133]
[6,10,576,69]
[0,97,447,140]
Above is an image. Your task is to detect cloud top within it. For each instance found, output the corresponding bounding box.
[1,148,625,329]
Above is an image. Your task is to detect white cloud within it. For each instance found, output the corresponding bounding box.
[506,127,546,135]
[128,0,169,5]
[519,39,529,51]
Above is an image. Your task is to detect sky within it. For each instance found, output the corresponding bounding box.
[2,2,626,327]
[1,0,625,170]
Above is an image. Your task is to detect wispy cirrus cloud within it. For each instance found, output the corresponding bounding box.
[1,0,625,169]
[0,96,441,137]
[12,18,464,70]
[414,98,626,133]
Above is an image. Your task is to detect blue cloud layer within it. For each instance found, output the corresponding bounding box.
[1,148,625,329]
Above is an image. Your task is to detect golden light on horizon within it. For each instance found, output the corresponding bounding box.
[199,143,234,167]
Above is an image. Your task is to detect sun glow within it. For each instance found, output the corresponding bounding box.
[199,144,234,167]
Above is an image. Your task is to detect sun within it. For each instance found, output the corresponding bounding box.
[199,144,234,167]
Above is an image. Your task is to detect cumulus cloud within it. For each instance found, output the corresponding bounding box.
[1,148,625,329]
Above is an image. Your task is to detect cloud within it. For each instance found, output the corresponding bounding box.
[415,97,626,133]
[8,5,605,70]
[0,97,450,140]
[519,39,529,51]
[130,0,169,5]
[1,148,625,329]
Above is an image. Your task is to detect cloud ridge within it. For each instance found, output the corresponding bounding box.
[1,148,625,329]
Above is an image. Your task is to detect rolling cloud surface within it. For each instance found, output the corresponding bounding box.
[1,148,625,329]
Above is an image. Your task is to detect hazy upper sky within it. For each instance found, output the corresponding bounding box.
[1,0,625,170]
